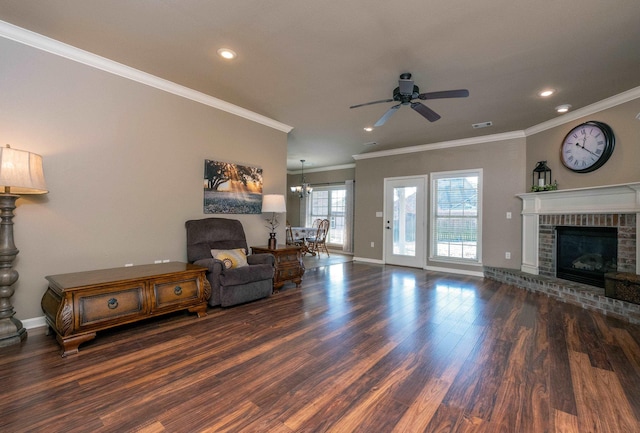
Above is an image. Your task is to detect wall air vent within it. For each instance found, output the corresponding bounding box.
[472,121,493,129]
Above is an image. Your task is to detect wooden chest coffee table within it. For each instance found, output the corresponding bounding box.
[41,262,211,356]
[251,245,304,291]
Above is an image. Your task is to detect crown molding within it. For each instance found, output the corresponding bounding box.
[0,20,294,134]
[524,86,640,136]
[288,163,356,175]
[352,131,526,160]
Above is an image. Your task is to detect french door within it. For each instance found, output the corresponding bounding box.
[383,176,427,268]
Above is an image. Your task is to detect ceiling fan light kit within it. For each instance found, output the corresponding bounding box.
[350,73,469,126]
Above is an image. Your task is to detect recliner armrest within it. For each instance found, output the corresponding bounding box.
[248,253,275,266]
[193,258,224,274]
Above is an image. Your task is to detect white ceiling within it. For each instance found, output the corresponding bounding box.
[1,0,639,170]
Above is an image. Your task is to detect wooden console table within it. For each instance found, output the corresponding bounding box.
[41,262,211,356]
[251,245,304,291]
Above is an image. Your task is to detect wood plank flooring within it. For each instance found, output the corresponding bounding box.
[2,262,640,432]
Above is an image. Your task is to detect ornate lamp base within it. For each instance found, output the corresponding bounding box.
[268,232,277,249]
[0,193,27,347]
[0,317,26,347]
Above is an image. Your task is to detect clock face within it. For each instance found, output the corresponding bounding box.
[560,121,615,173]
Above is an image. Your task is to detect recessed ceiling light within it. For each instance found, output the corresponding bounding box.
[364,127,373,132]
[539,89,555,97]
[217,48,237,60]
[555,104,572,113]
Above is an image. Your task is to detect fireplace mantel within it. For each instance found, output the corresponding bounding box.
[517,182,640,275]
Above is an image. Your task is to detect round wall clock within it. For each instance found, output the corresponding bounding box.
[560,121,615,173]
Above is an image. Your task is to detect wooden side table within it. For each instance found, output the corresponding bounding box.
[251,245,304,291]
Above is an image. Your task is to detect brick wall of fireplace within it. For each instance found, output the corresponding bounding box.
[538,213,637,277]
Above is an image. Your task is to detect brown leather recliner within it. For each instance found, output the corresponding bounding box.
[185,218,274,307]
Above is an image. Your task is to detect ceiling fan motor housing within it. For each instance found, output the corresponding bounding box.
[393,85,420,104]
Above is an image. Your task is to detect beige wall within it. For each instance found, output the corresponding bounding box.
[526,99,640,189]
[0,38,288,320]
[353,96,640,274]
[286,167,355,226]
[354,138,527,271]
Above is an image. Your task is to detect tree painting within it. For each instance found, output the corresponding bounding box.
[203,160,263,214]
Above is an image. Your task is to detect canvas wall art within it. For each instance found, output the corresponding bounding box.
[203,160,263,214]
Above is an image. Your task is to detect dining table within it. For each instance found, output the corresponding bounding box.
[290,226,318,256]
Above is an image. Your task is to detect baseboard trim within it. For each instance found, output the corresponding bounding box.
[327,249,353,256]
[425,265,485,278]
[22,316,47,330]
[352,257,385,265]
[352,257,485,278]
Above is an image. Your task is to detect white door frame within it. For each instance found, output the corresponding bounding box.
[383,175,428,268]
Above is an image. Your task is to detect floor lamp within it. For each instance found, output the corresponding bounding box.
[0,145,48,347]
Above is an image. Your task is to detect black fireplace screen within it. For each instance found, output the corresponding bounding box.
[556,226,617,288]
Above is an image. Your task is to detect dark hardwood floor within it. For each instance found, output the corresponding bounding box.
[2,262,640,432]
[302,251,352,270]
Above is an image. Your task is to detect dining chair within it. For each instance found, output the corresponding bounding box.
[286,225,296,246]
[307,219,330,257]
[305,219,321,243]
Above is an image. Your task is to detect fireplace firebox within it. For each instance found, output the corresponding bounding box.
[556,226,617,288]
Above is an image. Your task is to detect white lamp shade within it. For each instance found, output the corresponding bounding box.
[0,146,48,194]
[261,194,286,213]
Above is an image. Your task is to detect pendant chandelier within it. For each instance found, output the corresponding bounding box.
[290,159,313,198]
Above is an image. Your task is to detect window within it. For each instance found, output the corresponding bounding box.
[307,186,346,245]
[431,169,482,263]
[392,186,417,256]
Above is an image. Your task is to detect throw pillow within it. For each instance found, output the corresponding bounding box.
[211,248,248,269]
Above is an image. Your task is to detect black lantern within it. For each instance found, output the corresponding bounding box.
[532,161,552,191]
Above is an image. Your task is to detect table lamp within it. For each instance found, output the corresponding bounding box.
[261,194,286,249]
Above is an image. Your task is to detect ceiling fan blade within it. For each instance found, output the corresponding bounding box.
[418,89,469,100]
[374,104,401,127]
[411,102,441,122]
[350,98,394,109]
[398,79,414,95]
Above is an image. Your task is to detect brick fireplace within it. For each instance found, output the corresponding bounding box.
[538,213,636,282]
[484,183,640,324]
[519,183,640,276]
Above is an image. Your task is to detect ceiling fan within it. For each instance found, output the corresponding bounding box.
[350,73,469,127]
